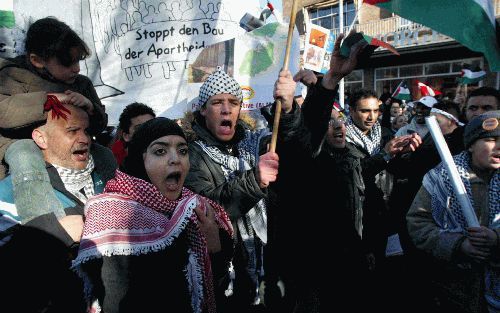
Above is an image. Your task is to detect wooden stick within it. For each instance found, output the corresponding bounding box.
[269,0,299,153]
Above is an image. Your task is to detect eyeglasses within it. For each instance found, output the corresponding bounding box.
[329,116,345,127]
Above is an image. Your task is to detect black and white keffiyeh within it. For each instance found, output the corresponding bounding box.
[194,129,269,243]
[54,155,95,203]
[195,128,269,301]
[422,151,500,309]
[198,67,243,106]
[345,116,382,155]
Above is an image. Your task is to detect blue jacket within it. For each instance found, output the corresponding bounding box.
[0,165,107,246]
[0,146,116,313]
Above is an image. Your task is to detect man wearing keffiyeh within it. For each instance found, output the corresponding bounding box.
[407,110,500,313]
[344,89,422,277]
[184,66,296,312]
[0,103,117,313]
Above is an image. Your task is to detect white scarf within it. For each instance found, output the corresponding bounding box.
[54,155,95,203]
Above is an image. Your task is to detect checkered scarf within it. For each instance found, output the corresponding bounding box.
[53,155,95,203]
[194,127,269,244]
[73,170,233,313]
[194,128,270,302]
[422,151,500,309]
[423,151,499,231]
[345,116,382,156]
[198,67,243,106]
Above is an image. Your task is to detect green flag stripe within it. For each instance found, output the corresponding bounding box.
[0,10,14,28]
[372,0,500,71]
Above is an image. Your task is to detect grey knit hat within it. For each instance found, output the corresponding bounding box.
[198,67,243,107]
[464,110,500,148]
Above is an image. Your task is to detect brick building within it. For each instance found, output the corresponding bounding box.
[282,0,500,99]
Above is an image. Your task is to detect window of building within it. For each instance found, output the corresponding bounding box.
[374,58,483,100]
[399,65,423,77]
[345,69,363,94]
[309,1,356,31]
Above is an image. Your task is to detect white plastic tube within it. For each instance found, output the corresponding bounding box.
[425,116,480,227]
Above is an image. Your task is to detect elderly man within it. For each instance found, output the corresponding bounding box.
[0,104,116,313]
[407,110,500,313]
[184,66,295,312]
[464,87,499,122]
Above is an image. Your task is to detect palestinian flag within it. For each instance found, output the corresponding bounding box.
[417,80,442,97]
[457,69,487,84]
[341,32,399,57]
[364,0,500,71]
[363,34,399,56]
[391,81,411,101]
[0,0,14,29]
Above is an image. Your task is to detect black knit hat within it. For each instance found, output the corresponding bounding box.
[123,117,186,181]
[464,110,499,148]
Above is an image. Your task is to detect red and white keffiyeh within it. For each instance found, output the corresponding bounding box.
[73,170,232,313]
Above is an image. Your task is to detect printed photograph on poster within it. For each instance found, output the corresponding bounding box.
[188,39,235,83]
[303,23,330,73]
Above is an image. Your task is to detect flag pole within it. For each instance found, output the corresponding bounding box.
[269,0,299,153]
[339,0,359,109]
[339,0,344,108]
[391,80,403,98]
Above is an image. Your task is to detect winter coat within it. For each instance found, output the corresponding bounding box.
[0,144,116,313]
[264,81,366,311]
[0,56,107,178]
[347,125,394,259]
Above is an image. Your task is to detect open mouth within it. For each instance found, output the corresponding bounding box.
[221,120,232,127]
[219,120,233,135]
[165,171,182,190]
[72,149,88,161]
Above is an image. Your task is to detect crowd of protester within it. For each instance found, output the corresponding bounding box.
[0,16,499,313]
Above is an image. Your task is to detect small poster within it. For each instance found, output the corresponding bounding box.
[303,23,330,73]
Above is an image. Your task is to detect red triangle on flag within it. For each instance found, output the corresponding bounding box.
[362,34,400,56]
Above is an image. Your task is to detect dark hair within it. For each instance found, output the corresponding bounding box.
[348,89,378,110]
[434,100,461,119]
[467,87,500,107]
[389,98,402,105]
[25,17,90,66]
[118,102,156,134]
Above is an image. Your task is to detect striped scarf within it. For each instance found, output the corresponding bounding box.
[422,151,500,309]
[345,116,382,156]
[73,170,233,313]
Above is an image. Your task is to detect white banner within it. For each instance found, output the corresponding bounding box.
[0,0,295,125]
